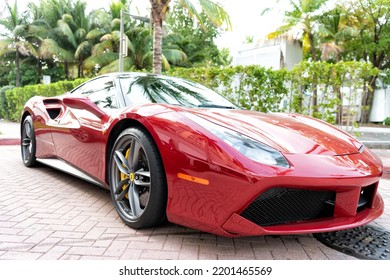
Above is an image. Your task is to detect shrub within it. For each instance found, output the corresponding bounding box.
[0,85,15,119]
[168,65,288,112]
[4,78,88,121]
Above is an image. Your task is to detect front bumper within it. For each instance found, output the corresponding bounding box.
[166,147,384,237]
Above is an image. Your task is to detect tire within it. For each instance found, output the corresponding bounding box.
[108,127,167,229]
[21,115,37,167]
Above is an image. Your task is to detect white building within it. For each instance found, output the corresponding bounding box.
[369,86,390,123]
[233,38,302,70]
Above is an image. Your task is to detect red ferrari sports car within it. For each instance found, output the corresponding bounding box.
[20,72,384,237]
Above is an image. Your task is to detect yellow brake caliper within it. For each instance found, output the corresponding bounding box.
[120,148,130,199]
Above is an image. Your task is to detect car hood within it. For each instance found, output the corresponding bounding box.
[183,108,363,156]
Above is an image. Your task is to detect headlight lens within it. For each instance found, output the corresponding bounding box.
[187,114,290,168]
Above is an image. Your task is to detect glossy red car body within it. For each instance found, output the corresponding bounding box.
[20,73,384,237]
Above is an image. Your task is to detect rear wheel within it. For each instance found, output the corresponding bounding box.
[109,127,167,229]
[21,115,37,167]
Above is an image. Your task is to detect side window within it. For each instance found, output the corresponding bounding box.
[72,77,119,110]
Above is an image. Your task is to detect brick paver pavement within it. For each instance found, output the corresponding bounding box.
[0,145,389,260]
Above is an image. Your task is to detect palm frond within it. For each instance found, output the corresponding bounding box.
[13,24,28,37]
[198,0,232,29]
[99,58,123,74]
[86,28,106,41]
[75,28,86,42]
[162,49,187,65]
[75,41,91,59]
[56,19,77,48]
[0,39,14,51]
[320,42,343,61]
[161,54,171,71]
[84,51,119,69]
[92,40,113,55]
[39,38,74,61]
[16,41,38,58]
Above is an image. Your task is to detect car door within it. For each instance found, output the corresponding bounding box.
[50,76,121,182]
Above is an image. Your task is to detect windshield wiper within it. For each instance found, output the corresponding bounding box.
[197,104,236,109]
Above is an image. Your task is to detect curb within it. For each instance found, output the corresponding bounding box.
[0,138,20,145]
[383,167,390,180]
[361,141,390,150]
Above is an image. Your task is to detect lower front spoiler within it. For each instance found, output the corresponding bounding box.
[221,194,384,237]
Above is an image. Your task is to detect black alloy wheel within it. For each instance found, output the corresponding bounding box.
[109,127,167,229]
[21,115,37,167]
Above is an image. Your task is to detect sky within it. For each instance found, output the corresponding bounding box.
[213,0,289,50]
[117,0,290,51]
[125,0,290,51]
[1,0,291,51]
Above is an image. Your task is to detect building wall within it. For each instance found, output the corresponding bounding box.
[233,38,302,70]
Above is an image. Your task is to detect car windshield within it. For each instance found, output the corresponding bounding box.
[119,75,236,109]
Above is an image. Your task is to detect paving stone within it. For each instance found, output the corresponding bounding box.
[178,244,199,260]
[103,240,129,257]
[140,250,180,260]
[0,145,389,260]
[39,245,70,260]
[119,248,143,260]
[0,251,42,260]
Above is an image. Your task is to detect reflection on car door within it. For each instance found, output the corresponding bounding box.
[50,76,119,181]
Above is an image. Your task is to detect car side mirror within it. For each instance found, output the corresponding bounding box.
[63,96,107,119]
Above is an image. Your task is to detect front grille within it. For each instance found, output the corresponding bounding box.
[241,188,336,226]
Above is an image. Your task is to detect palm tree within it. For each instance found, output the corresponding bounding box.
[165,3,223,67]
[317,5,358,124]
[84,23,187,73]
[148,0,231,74]
[268,0,326,114]
[0,1,38,87]
[318,6,357,62]
[28,0,101,78]
[268,0,326,62]
[50,0,99,78]
[84,0,186,74]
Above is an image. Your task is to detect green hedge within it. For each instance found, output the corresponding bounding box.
[0,62,379,125]
[287,61,379,124]
[2,78,88,121]
[168,65,288,112]
[169,62,378,127]
[0,85,14,120]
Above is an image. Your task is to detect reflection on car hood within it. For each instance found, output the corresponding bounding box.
[185,108,363,156]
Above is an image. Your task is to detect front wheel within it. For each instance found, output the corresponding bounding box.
[108,127,167,229]
[21,115,37,167]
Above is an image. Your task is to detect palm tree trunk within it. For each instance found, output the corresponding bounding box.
[149,0,171,75]
[336,86,342,124]
[78,58,83,78]
[151,8,163,75]
[361,75,377,124]
[308,33,318,115]
[15,46,21,87]
[37,57,42,81]
[64,61,69,80]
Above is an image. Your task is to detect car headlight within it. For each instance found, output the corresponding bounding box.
[186,114,290,168]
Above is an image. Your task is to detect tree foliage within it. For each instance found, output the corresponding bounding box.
[148,0,231,74]
[267,0,390,123]
[0,0,229,84]
[165,3,223,67]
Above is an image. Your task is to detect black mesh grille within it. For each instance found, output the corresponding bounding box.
[241,188,336,226]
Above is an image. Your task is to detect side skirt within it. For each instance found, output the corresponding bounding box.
[36,158,105,188]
